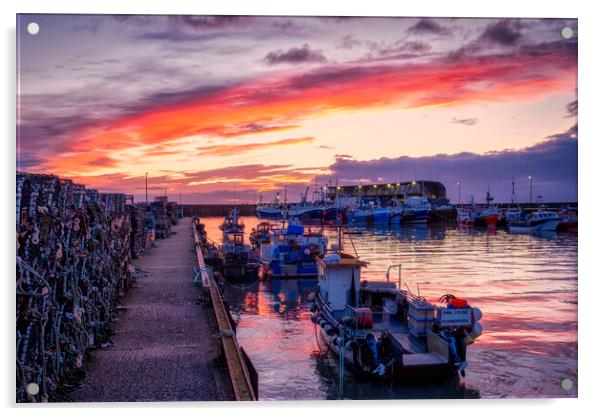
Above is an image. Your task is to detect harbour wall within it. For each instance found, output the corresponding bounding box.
[184,202,577,222]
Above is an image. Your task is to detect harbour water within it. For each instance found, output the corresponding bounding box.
[204,216,578,400]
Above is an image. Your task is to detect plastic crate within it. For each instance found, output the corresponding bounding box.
[408,299,435,337]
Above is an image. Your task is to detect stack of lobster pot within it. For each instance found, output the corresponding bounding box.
[15,172,145,402]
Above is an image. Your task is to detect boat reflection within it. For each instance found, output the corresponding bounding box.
[314,357,481,400]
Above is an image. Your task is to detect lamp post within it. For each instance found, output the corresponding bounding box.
[528,176,533,205]
[457,182,461,205]
[145,172,149,211]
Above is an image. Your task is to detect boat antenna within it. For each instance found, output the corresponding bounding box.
[404,282,414,296]
[510,176,518,206]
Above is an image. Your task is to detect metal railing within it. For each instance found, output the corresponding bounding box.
[192,219,257,401]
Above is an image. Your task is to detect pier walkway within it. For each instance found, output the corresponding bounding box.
[72,218,234,402]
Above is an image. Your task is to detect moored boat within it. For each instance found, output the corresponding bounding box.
[477,189,500,227]
[249,221,273,249]
[508,208,561,233]
[219,208,259,279]
[558,206,578,231]
[402,195,431,224]
[260,220,328,278]
[457,201,478,226]
[257,204,284,220]
[351,202,391,224]
[504,177,522,225]
[310,233,483,382]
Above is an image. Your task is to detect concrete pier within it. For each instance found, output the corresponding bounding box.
[72,218,234,402]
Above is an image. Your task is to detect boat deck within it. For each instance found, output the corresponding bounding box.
[354,317,428,354]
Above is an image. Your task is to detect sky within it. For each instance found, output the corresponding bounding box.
[16,15,577,204]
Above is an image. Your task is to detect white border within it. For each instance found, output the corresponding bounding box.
[2,1,600,415]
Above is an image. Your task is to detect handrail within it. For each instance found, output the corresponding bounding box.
[191,219,257,401]
[386,264,403,289]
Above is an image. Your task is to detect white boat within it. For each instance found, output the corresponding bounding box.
[505,177,522,223]
[508,209,561,233]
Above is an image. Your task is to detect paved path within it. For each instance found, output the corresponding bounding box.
[72,218,234,402]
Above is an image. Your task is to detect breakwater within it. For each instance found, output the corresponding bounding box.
[183,204,257,217]
[184,202,577,223]
[16,172,146,402]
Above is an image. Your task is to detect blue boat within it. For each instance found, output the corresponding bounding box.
[260,220,328,278]
[400,196,431,224]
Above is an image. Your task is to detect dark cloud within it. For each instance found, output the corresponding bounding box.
[319,125,577,202]
[69,18,102,34]
[284,64,382,91]
[478,19,523,46]
[168,15,243,29]
[565,100,578,118]
[451,117,478,126]
[362,40,431,61]
[138,30,226,42]
[338,35,362,49]
[407,19,451,36]
[263,43,327,65]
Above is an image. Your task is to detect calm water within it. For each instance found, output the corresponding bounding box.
[204,216,578,400]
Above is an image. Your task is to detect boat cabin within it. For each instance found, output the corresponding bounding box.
[317,252,367,311]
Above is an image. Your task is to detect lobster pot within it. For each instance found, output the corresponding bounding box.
[408,299,435,337]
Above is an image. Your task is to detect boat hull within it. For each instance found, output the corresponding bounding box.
[481,213,499,227]
[257,210,283,220]
[509,219,561,233]
[261,259,318,279]
[316,321,454,382]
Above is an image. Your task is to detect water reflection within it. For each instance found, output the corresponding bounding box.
[204,216,578,399]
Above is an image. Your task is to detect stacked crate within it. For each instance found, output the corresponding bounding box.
[408,299,435,337]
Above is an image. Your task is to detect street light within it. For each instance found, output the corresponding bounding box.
[145,172,149,210]
[528,176,533,204]
[457,182,461,205]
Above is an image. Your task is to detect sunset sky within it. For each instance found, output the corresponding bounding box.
[17,15,577,203]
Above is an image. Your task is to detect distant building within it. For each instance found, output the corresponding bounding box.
[326,180,448,205]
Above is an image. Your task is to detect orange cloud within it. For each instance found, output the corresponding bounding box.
[41,46,575,176]
[197,136,315,156]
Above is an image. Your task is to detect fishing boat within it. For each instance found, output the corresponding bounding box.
[194,218,223,268]
[249,221,273,249]
[508,208,561,233]
[401,196,431,224]
[456,199,478,226]
[477,188,500,227]
[219,208,259,279]
[260,220,328,278]
[256,204,284,220]
[352,201,391,224]
[504,177,522,225]
[310,231,483,382]
[256,193,285,220]
[558,206,578,231]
